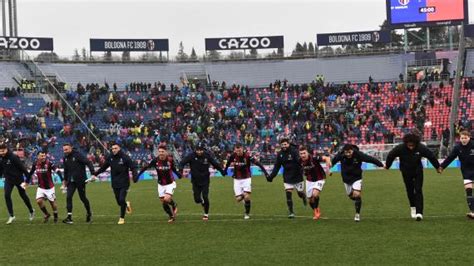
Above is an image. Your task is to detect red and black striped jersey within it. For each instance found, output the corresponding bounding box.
[28,160,61,189]
[139,156,181,185]
[300,155,326,182]
[225,152,268,179]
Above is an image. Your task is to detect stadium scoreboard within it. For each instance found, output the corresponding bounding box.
[387,0,468,28]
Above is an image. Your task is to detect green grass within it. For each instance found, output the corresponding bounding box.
[0,169,473,265]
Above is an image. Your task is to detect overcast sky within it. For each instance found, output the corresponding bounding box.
[11,0,474,56]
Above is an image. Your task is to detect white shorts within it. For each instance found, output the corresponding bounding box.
[464,179,473,185]
[306,180,325,198]
[284,182,304,192]
[234,178,251,196]
[344,180,362,195]
[158,182,176,198]
[36,187,56,201]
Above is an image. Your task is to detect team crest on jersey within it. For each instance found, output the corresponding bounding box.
[398,0,409,5]
[119,158,124,164]
[203,158,208,164]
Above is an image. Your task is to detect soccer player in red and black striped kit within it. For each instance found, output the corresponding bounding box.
[138,145,182,223]
[298,146,332,220]
[27,150,63,223]
[224,143,269,219]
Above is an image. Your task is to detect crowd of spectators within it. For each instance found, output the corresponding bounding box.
[1,76,473,166]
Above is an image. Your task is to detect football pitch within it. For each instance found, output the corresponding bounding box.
[0,169,472,265]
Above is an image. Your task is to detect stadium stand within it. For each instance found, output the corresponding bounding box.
[1,74,471,165]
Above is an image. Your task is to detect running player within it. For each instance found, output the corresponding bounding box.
[62,143,94,224]
[179,142,225,221]
[0,143,35,224]
[268,137,306,218]
[138,145,182,223]
[94,143,137,225]
[27,150,63,223]
[385,133,440,221]
[331,144,384,222]
[224,143,269,219]
[439,130,474,219]
[298,146,331,220]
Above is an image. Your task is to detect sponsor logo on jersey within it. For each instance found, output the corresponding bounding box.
[158,166,171,171]
[36,168,49,174]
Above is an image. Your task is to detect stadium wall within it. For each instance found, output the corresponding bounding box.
[33,53,415,88]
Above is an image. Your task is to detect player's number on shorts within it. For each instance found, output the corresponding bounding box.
[316,182,323,190]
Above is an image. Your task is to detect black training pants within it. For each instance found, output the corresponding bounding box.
[402,170,424,215]
[66,181,91,214]
[113,187,128,219]
[4,181,33,217]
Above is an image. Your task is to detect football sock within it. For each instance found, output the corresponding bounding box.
[40,207,49,216]
[466,188,474,212]
[202,200,210,215]
[53,211,58,218]
[286,191,293,213]
[162,203,173,217]
[354,197,362,214]
[313,197,320,209]
[169,200,177,208]
[244,200,251,215]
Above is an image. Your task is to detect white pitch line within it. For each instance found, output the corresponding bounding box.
[2,213,470,226]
